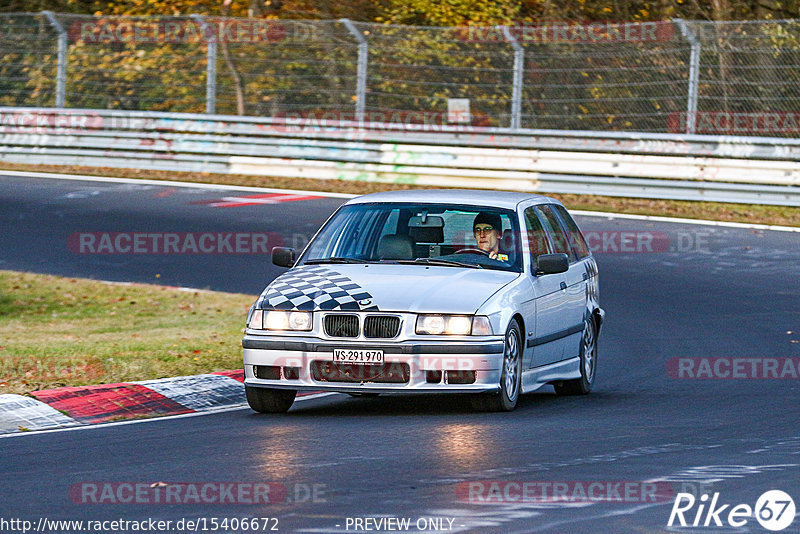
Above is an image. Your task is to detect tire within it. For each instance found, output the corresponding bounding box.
[471,318,522,412]
[245,386,297,413]
[554,316,597,396]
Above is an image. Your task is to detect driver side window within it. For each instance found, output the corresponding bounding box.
[535,204,576,262]
[524,207,552,260]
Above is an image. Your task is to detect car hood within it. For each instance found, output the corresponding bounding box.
[257,263,519,314]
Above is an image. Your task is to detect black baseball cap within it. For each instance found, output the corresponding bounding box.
[473,212,502,232]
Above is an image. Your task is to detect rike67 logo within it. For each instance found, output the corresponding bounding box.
[668,490,796,531]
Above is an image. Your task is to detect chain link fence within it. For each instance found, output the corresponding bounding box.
[1,13,799,135]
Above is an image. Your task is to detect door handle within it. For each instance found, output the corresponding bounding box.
[582,273,588,281]
[560,281,567,291]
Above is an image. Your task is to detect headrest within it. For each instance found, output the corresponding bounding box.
[501,229,515,252]
[377,234,415,260]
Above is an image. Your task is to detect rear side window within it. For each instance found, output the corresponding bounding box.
[533,205,576,261]
[551,205,590,260]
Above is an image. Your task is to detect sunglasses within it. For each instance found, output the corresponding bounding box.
[474,226,496,235]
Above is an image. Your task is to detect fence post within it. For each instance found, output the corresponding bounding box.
[340,19,367,124]
[191,14,217,114]
[41,11,67,108]
[501,26,524,130]
[675,19,700,134]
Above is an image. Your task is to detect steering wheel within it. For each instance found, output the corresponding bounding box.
[455,247,490,256]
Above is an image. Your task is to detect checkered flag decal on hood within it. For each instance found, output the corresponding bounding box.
[258,265,379,311]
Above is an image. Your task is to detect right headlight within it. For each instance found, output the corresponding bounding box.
[249,309,312,331]
[415,315,493,336]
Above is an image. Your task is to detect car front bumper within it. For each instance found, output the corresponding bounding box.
[242,335,505,394]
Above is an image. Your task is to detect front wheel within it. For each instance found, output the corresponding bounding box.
[554,316,597,396]
[245,386,297,413]
[471,319,522,412]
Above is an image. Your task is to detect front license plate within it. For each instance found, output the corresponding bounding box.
[333,349,384,364]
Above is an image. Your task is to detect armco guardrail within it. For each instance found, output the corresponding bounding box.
[0,107,798,206]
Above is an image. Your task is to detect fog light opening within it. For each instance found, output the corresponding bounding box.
[283,366,300,380]
[425,370,443,384]
[445,370,476,385]
[254,365,281,380]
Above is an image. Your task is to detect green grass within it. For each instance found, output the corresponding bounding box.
[0,270,256,395]
[2,162,798,227]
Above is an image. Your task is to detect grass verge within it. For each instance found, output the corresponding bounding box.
[1,162,798,227]
[0,270,255,395]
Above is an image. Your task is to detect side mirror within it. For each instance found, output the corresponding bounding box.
[535,253,569,275]
[272,247,296,268]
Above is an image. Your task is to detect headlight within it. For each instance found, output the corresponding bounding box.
[415,315,493,336]
[250,310,312,331]
[446,316,473,335]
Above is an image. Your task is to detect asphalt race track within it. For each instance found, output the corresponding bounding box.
[1,173,799,533]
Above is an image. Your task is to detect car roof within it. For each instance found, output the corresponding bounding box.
[344,189,559,210]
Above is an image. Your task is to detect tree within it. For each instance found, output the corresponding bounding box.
[376,0,520,26]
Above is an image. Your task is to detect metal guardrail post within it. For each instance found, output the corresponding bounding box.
[501,26,524,130]
[41,11,67,108]
[191,14,217,114]
[675,19,700,135]
[340,19,368,124]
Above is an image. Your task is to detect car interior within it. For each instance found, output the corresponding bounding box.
[374,211,517,264]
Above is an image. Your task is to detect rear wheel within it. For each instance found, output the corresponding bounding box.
[471,319,522,412]
[554,316,597,396]
[245,386,297,413]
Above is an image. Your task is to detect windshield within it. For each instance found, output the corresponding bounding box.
[300,202,522,272]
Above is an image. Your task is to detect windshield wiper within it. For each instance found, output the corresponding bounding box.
[304,257,368,264]
[394,258,483,269]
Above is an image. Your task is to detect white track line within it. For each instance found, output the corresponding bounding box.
[571,209,800,233]
[3,169,797,232]
[0,169,356,199]
[0,392,338,439]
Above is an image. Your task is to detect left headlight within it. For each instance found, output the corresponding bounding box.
[415,315,493,336]
[249,310,312,331]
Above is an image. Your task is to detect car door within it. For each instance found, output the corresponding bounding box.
[541,204,592,361]
[522,206,568,368]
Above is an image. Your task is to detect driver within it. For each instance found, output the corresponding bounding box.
[473,212,508,261]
